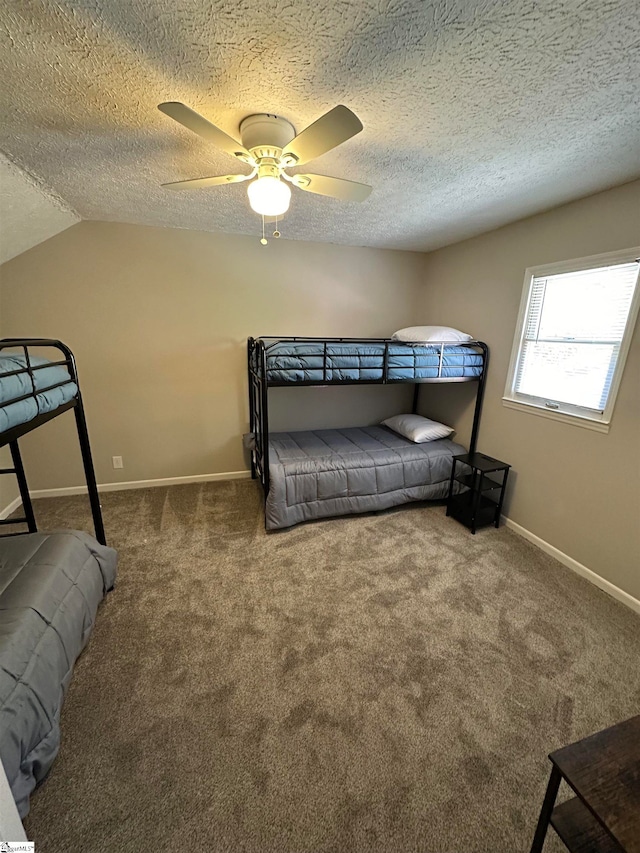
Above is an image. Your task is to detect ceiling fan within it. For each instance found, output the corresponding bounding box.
[157,102,372,223]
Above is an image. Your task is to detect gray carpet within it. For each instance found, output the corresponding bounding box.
[16,481,640,852]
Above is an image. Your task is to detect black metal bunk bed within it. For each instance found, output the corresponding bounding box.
[0,338,106,544]
[247,336,489,529]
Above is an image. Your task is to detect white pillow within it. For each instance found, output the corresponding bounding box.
[391,325,473,343]
[382,414,454,443]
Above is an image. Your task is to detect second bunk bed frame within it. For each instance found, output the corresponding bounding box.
[247,336,489,499]
[0,339,106,545]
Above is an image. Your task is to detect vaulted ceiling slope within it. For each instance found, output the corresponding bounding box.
[0,153,79,265]
[1,0,639,252]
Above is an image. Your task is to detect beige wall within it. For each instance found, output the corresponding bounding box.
[1,184,638,600]
[0,221,424,491]
[418,179,640,600]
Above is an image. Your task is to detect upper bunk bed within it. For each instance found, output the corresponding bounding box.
[0,339,106,545]
[247,335,489,529]
[252,336,486,385]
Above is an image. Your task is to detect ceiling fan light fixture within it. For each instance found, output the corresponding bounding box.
[247,175,291,217]
[159,103,372,237]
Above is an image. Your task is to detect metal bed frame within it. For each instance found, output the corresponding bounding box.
[247,336,489,500]
[0,339,106,545]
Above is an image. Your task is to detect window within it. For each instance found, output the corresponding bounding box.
[504,248,640,432]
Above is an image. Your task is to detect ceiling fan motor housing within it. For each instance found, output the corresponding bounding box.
[239,114,296,160]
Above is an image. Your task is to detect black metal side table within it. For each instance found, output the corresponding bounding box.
[446,452,510,534]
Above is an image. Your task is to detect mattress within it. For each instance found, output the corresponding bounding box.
[0,353,77,434]
[266,425,466,529]
[0,530,117,817]
[263,340,483,383]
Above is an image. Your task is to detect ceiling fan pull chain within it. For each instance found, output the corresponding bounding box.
[273,214,281,239]
[260,214,268,245]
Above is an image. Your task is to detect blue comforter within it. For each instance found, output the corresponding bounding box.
[264,341,483,382]
[0,354,77,434]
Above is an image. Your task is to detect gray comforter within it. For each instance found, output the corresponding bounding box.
[266,426,465,529]
[0,530,117,817]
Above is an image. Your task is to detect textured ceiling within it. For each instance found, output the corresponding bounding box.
[1,0,639,251]
[0,153,79,265]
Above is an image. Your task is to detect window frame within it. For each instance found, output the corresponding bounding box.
[503,247,640,433]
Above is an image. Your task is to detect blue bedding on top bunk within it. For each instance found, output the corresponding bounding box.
[0,354,77,434]
[264,340,483,382]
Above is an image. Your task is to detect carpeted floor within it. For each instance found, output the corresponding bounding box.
[16,481,640,852]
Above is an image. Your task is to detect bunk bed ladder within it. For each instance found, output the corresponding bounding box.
[260,341,270,496]
[247,339,256,480]
[73,392,107,546]
[247,337,271,499]
[0,339,107,546]
[0,442,37,535]
[469,342,489,456]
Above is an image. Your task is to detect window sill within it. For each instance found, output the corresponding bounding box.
[501,398,610,433]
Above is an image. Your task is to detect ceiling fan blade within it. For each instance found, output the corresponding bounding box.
[292,173,372,202]
[158,102,251,160]
[282,106,363,165]
[162,174,252,190]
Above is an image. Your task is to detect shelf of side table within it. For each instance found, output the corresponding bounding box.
[530,715,640,853]
[551,798,624,853]
[446,452,510,534]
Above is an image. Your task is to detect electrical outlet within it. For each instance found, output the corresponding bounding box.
[112,456,123,469]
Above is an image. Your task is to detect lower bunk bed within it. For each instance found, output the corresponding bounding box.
[265,426,465,530]
[0,530,117,817]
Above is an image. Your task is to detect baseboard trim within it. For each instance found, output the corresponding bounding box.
[0,496,23,520]
[504,517,640,616]
[2,470,252,505]
[32,470,252,498]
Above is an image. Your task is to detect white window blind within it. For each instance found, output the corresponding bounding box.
[515,262,639,412]
[505,254,640,428]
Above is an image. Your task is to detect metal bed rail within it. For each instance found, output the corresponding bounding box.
[255,336,487,386]
[0,339,106,545]
[247,336,489,502]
